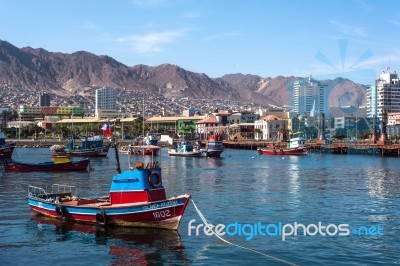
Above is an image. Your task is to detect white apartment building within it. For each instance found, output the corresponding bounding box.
[292,77,329,118]
[375,70,400,119]
[95,87,117,118]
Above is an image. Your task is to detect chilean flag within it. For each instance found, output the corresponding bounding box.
[101,122,111,138]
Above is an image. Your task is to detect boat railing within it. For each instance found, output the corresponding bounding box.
[28,184,78,199]
[28,185,47,198]
[51,183,77,194]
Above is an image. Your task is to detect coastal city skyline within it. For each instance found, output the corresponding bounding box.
[1,0,399,85]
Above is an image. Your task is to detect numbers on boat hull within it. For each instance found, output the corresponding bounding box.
[152,210,170,219]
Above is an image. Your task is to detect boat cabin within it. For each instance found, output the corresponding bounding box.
[287,137,307,149]
[66,135,105,150]
[109,161,166,204]
[144,133,161,146]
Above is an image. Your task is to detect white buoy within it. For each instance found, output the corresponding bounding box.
[252,156,255,159]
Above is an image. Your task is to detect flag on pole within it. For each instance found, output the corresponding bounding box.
[102,121,111,138]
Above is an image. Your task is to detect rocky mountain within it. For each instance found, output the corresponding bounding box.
[0,39,367,107]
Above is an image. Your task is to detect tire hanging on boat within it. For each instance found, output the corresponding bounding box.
[148,171,161,188]
[96,211,107,226]
[55,206,66,217]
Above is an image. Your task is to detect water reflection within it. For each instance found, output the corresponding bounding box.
[365,167,400,199]
[30,214,189,265]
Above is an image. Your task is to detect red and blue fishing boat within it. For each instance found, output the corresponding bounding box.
[205,134,224,157]
[27,145,191,230]
[257,137,310,155]
[0,131,16,159]
[4,156,90,172]
[51,135,110,157]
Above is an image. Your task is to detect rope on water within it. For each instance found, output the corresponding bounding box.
[191,199,298,266]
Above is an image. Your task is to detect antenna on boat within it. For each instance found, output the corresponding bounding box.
[113,139,121,174]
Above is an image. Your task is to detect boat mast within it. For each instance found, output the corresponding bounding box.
[142,94,145,142]
[114,141,121,174]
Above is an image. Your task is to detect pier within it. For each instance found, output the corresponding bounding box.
[223,140,400,157]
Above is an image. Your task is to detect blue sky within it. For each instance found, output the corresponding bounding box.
[1,0,400,85]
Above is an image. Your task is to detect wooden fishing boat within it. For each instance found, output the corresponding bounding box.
[119,144,161,156]
[50,135,110,157]
[257,137,310,155]
[205,134,224,157]
[4,156,90,172]
[0,131,16,159]
[168,140,206,157]
[27,145,191,230]
[118,144,141,155]
[141,133,161,155]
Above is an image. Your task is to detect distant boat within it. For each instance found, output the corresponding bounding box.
[50,135,110,157]
[119,144,161,156]
[257,137,310,155]
[118,144,141,155]
[0,131,16,159]
[168,139,206,157]
[119,133,161,156]
[4,156,90,172]
[141,133,161,155]
[205,134,224,157]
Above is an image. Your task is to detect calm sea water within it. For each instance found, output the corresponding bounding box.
[0,148,399,265]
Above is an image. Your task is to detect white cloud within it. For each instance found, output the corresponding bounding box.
[329,20,366,37]
[116,29,187,55]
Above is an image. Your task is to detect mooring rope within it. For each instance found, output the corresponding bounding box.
[191,199,298,266]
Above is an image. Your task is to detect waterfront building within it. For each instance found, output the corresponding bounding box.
[292,76,329,118]
[386,112,400,138]
[254,114,287,141]
[95,87,117,118]
[176,116,205,137]
[195,115,226,138]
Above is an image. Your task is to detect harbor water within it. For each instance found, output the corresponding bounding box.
[0,148,399,265]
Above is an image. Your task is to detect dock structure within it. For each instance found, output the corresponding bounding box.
[307,141,400,157]
[223,140,400,157]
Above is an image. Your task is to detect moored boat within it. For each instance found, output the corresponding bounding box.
[168,140,206,157]
[0,131,16,159]
[27,146,191,230]
[118,144,141,155]
[119,144,161,156]
[205,134,224,157]
[51,135,110,157]
[141,133,161,155]
[257,137,310,155]
[4,156,90,172]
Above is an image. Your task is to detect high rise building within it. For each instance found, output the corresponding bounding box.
[38,92,51,107]
[95,87,117,118]
[374,70,400,119]
[292,77,329,117]
[366,85,377,118]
